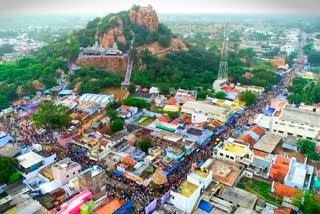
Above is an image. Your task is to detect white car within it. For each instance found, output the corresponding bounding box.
[37,129,47,135]
[68,126,76,132]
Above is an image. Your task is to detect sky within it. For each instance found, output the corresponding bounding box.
[0,0,319,15]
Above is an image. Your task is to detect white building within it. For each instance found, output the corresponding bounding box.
[171,170,212,214]
[214,138,254,165]
[191,111,211,124]
[79,93,114,108]
[271,107,320,144]
[181,101,233,123]
[52,158,82,186]
[17,149,56,180]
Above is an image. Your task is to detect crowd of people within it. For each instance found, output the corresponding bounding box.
[0,65,299,213]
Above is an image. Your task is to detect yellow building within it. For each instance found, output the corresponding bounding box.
[235,85,264,95]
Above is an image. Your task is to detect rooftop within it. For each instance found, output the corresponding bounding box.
[182,101,232,115]
[279,107,320,127]
[94,198,123,214]
[223,143,246,154]
[253,133,282,153]
[207,159,243,186]
[53,158,80,170]
[179,181,199,197]
[220,187,257,209]
[273,182,303,198]
[17,151,44,169]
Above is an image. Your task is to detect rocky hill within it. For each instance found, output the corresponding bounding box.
[129,5,159,32]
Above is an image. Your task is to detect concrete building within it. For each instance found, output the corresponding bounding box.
[284,158,314,190]
[78,166,106,201]
[52,158,82,186]
[117,105,138,119]
[271,107,320,143]
[234,85,264,95]
[219,187,257,209]
[77,102,100,116]
[214,139,254,165]
[181,101,233,123]
[171,170,212,214]
[17,149,56,179]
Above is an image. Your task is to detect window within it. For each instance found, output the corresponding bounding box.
[275,122,278,124]
[78,170,80,172]
[307,137,312,140]
[220,153,224,157]
[73,172,75,175]
[289,125,294,128]
[299,127,304,130]
[278,130,284,134]
[66,175,69,178]
[280,123,285,126]
[297,135,302,138]
[288,133,293,136]
[230,157,234,160]
[226,155,230,159]
[309,129,315,132]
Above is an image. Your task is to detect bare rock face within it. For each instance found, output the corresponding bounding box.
[270,58,286,68]
[129,5,159,32]
[136,38,189,57]
[99,16,126,48]
[32,80,46,91]
[75,56,127,75]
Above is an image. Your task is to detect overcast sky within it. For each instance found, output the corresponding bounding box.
[0,0,319,14]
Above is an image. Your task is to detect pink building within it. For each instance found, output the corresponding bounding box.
[57,190,93,214]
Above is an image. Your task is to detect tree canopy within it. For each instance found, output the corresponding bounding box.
[240,91,257,105]
[32,101,70,129]
[298,139,320,160]
[215,91,226,99]
[110,118,125,133]
[124,96,150,109]
[0,157,18,184]
[138,139,151,153]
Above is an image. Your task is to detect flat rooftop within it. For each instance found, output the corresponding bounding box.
[220,187,257,209]
[17,151,44,169]
[180,181,199,198]
[208,159,243,186]
[182,101,232,115]
[253,133,282,153]
[223,143,246,154]
[279,107,320,127]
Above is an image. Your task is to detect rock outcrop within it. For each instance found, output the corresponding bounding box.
[99,16,126,48]
[129,5,159,32]
[270,58,286,68]
[32,80,46,91]
[137,38,189,57]
[75,56,127,75]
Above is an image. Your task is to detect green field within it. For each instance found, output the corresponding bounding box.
[237,177,282,206]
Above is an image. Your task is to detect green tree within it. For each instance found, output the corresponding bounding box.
[0,94,10,110]
[110,118,125,133]
[128,83,136,95]
[240,91,257,105]
[298,139,320,160]
[0,157,18,184]
[215,91,226,99]
[159,83,170,95]
[124,97,150,109]
[8,172,21,184]
[303,43,314,55]
[32,101,70,129]
[159,34,171,47]
[308,51,320,66]
[105,103,119,120]
[138,139,151,153]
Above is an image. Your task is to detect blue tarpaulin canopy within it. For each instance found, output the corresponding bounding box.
[44,89,51,94]
[113,170,124,176]
[58,90,73,95]
[198,200,213,212]
[0,135,13,147]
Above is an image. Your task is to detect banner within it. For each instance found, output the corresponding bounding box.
[145,199,157,214]
[161,191,171,205]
